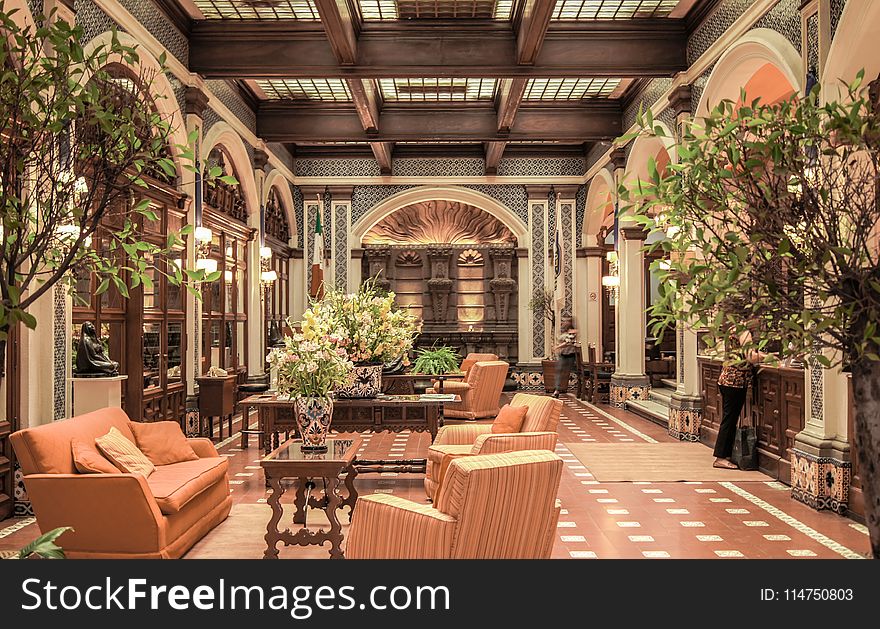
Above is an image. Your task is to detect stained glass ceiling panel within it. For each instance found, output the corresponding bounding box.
[256,79,353,101]
[552,0,680,20]
[358,1,513,20]
[193,0,321,20]
[379,78,498,102]
[523,78,621,100]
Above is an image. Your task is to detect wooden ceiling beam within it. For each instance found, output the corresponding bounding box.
[313,0,359,65]
[516,0,556,65]
[257,103,623,143]
[189,19,687,78]
[485,141,507,175]
[370,141,394,175]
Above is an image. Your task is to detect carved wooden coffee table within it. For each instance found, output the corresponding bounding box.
[260,437,361,560]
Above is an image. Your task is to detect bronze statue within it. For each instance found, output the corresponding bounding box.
[74,322,119,377]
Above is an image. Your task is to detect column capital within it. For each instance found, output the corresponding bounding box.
[299,185,326,198]
[327,186,354,201]
[620,225,649,241]
[667,84,693,118]
[554,185,581,199]
[525,185,553,199]
[608,147,627,172]
[184,86,210,118]
[253,148,270,171]
[577,246,606,258]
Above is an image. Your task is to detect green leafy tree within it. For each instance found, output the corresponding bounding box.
[0,9,227,382]
[619,72,880,557]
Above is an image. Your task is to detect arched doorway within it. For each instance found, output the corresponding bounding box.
[354,187,526,363]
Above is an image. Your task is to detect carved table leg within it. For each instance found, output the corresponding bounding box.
[263,475,285,559]
[324,476,345,560]
[293,477,308,525]
[342,464,359,521]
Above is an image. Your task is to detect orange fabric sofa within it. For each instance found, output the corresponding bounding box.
[10,407,232,559]
[346,450,563,559]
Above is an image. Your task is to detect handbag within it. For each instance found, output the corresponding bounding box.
[732,425,758,470]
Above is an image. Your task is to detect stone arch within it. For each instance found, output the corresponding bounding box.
[263,169,297,244]
[823,0,880,103]
[582,169,615,245]
[697,28,803,118]
[624,124,675,192]
[202,122,259,217]
[81,32,188,178]
[4,0,36,32]
[352,185,528,245]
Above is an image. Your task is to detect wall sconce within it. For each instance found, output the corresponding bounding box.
[194,225,216,277]
[602,251,619,301]
[260,246,276,293]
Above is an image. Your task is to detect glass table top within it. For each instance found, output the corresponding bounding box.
[264,438,356,462]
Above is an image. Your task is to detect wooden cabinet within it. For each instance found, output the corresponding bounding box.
[699,359,805,484]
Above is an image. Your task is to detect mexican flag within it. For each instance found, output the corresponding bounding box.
[309,207,325,300]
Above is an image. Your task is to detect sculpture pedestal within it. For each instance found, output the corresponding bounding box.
[70,375,128,417]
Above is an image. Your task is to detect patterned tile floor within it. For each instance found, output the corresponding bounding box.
[0,394,871,559]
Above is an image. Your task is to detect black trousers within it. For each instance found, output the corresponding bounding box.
[714,385,748,458]
[555,354,577,391]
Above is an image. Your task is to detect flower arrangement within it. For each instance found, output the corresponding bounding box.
[305,277,421,366]
[267,324,353,399]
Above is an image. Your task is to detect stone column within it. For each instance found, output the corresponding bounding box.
[666,84,703,440]
[182,86,209,434]
[290,248,305,319]
[577,238,605,358]
[610,224,650,407]
[526,186,551,362]
[349,248,364,295]
[426,247,453,323]
[515,247,530,365]
[363,246,391,292]
[556,186,578,323]
[328,186,353,293]
[246,148,269,384]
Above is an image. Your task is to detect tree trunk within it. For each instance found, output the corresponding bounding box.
[850,359,880,559]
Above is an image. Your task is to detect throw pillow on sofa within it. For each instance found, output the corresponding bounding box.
[491,404,529,434]
[71,439,120,474]
[95,426,156,478]
[129,421,199,466]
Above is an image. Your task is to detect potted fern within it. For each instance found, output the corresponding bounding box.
[408,346,461,393]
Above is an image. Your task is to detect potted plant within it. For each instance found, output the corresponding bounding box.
[412,345,460,375]
[307,277,420,398]
[267,326,352,451]
[529,289,568,393]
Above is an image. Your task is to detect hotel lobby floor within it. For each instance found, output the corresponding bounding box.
[0,395,871,559]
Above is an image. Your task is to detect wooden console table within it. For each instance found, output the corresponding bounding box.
[261,437,360,560]
[239,393,457,473]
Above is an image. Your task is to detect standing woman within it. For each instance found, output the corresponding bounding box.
[553,318,579,398]
[713,324,763,469]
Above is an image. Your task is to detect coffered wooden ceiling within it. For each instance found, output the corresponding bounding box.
[172,0,712,173]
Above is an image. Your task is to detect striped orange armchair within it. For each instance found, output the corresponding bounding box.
[459,352,499,375]
[428,360,508,420]
[346,450,563,559]
[424,393,563,499]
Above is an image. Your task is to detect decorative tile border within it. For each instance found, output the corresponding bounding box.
[531,202,546,357]
[561,201,573,319]
[790,449,851,515]
[610,383,650,409]
[52,286,68,421]
[333,203,348,290]
[0,517,36,539]
[12,463,31,517]
[668,407,702,442]
[722,481,864,559]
